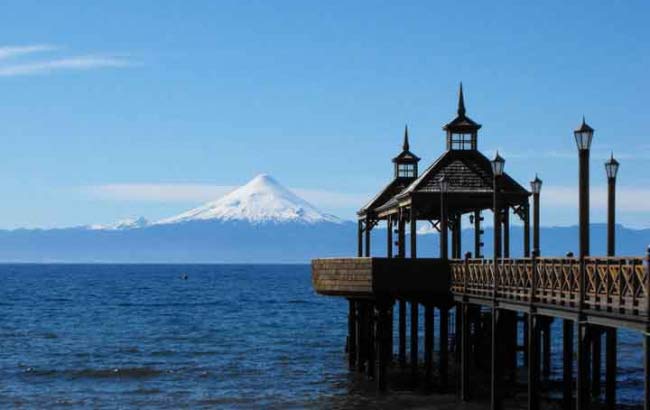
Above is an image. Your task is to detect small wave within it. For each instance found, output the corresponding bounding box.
[24,366,164,380]
[72,367,164,379]
[126,387,162,395]
[151,350,176,357]
[115,301,224,307]
[117,346,140,354]
[287,299,311,304]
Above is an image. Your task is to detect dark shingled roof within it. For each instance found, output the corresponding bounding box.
[358,178,412,216]
[374,149,529,213]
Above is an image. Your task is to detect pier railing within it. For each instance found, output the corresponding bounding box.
[450,256,650,317]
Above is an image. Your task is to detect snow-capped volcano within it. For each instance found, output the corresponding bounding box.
[157,174,341,225]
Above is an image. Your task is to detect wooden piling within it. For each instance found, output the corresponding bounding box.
[348,300,357,369]
[605,328,617,410]
[460,303,471,401]
[440,307,449,390]
[490,308,503,410]
[399,300,406,365]
[563,319,574,410]
[424,305,434,380]
[411,301,419,382]
[576,322,591,410]
[592,329,602,398]
[528,313,541,410]
[376,301,391,391]
[542,319,551,380]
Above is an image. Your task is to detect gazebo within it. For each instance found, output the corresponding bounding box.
[358,84,531,261]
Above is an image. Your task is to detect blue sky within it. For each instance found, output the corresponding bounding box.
[0,1,649,228]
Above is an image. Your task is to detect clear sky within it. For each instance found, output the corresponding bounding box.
[0,0,648,229]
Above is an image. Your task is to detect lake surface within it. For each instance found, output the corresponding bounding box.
[0,265,646,409]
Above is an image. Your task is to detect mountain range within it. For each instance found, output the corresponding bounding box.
[0,174,648,262]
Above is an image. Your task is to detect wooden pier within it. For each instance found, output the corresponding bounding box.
[311,86,650,409]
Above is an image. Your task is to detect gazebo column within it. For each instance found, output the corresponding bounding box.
[503,207,510,258]
[364,215,371,257]
[357,219,363,257]
[473,210,482,259]
[523,202,531,257]
[410,206,417,258]
[453,214,462,259]
[387,216,393,258]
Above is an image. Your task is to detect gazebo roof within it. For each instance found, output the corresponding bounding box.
[374,149,529,215]
[358,178,412,217]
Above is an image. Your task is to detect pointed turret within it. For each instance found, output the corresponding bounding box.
[458,82,466,117]
[403,125,410,151]
[443,83,481,150]
[392,124,420,179]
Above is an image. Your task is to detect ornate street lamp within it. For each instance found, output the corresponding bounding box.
[605,153,619,257]
[530,175,542,255]
[574,117,594,258]
[439,176,449,260]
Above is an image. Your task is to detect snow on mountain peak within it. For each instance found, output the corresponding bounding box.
[88,216,150,231]
[157,174,341,225]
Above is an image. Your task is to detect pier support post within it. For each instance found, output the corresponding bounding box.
[425,304,434,380]
[643,331,650,410]
[592,328,602,398]
[348,300,357,369]
[605,327,617,410]
[440,306,449,390]
[490,308,503,410]
[542,318,551,380]
[411,301,419,383]
[576,322,591,410]
[455,305,462,364]
[356,302,368,372]
[563,319,574,410]
[399,300,406,366]
[460,303,471,401]
[376,301,392,391]
[523,313,529,364]
[528,313,541,410]
[367,304,376,379]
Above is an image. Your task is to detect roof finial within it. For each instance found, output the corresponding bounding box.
[458,82,466,117]
[403,124,410,151]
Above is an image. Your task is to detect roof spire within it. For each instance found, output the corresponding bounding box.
[403,124,410,151]
[458,82,466,117]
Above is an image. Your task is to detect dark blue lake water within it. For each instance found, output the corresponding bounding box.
[0,265,646,409]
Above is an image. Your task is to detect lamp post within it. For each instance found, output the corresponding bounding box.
[604,153,619,410]
[439,176,449,260]
[530,175,542,256]
[574,117,594,258]
[574,117,594,410]
[490,151,505,410]
[605,154,619,257]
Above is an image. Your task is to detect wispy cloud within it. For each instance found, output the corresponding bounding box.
[0,55,131,77]
[0,44,56,60]
[84,183,369,210]
[0,44,132,77]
